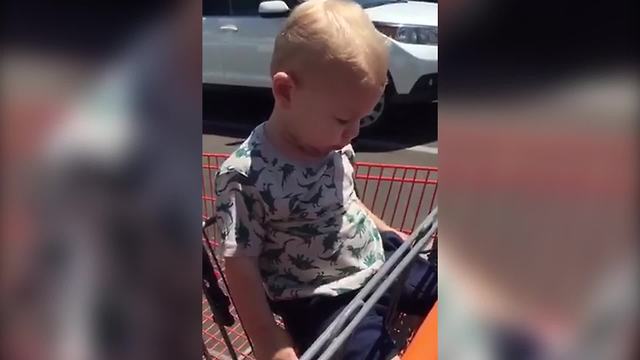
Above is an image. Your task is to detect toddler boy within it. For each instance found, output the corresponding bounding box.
[215,1,433,359]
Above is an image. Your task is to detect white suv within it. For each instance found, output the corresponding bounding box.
[203,0,437,127]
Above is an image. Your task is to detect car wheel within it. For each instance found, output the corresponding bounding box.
[360,92,386,128]
[360,76,396,129]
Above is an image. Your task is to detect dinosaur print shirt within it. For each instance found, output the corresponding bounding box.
[214,123,385,300]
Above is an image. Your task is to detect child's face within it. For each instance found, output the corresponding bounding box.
[275,66,385,157]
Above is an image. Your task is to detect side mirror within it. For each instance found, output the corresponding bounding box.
[259,1,290,18]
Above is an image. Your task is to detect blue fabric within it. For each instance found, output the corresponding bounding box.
[270,231,437,359]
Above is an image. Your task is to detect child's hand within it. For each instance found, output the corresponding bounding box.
[225,257,298,360]
[271,347,298,360]
[378,223,409,241]
[395,230,410,241]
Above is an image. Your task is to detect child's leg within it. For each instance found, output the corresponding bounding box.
[380,231,438,317]
[271,292,400,359]
[271,293,354,351]
[340,301,399,360]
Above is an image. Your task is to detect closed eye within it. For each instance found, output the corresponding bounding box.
[335,117,350,125]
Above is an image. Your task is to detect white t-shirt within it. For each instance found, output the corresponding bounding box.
[215,124,385,300]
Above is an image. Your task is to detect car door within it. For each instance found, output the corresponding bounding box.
[221,0,289,88]
[202,0,233,84]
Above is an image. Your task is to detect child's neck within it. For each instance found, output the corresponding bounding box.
[265,112,329,163]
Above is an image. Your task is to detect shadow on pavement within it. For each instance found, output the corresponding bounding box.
[355,102,437,152]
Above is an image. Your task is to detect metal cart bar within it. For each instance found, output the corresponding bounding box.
[300,207,438,360]
[202,220,240,360]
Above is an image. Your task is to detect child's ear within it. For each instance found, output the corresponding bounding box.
[272,72,296,109]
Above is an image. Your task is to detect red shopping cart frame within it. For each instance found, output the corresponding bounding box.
[202,153,438,359]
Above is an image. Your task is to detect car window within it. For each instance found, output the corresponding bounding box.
[203,0,231,16]
[231,0,260,16]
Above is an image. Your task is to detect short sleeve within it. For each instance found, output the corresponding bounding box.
[341,144,360,197]
[342,144,356,166]
[214,173,265,257]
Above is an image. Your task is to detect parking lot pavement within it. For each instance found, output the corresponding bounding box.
[203,88,438,167]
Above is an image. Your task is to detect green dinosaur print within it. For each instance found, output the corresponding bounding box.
[366,228,380,245]
[324,216,338,228]
[288,254,319,270]
[349,214,369,239]
[280,164,295,187]
[250,148,269,163]
[218,168,265,193]
[309,272,342,286]
[316,207,328,218]
[234,146,251,158]
[297,179,316,191]
[287,223,324,239]
[285,193,300,213]
[346,243,367,259]
[300,236,313,248]
[240,192,259,221]
[336,266,361,276]
[215,128,388,300]
[240,167,265,187]
[377,252,386,262]
[290,203,309,218]
[304,167,320,178]
[216,201,233,220]
[236,222,251,248]
[301,186,324,208]
[277,268,305,285]
[261,239,295,265]
[345,213,356,224]
[286,196,311,220]
[321,232,341,253]
[259,183,277,214]
[363,253,378,267]
[263,233,277,244]
[319,243,344,265]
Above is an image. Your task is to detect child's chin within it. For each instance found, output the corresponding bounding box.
[308,144,343,156]
[333,142,350,150]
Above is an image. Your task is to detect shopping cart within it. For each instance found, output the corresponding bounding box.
[202,153,438,360]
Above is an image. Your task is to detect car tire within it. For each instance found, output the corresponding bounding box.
[360,76,396,130]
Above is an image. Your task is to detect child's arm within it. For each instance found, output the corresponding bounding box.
[215,175,298,359]
[225,256,298,360]
[349,150,408,240]
[357,198,409,240]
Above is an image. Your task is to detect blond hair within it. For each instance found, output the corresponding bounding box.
[270,0,389,87]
